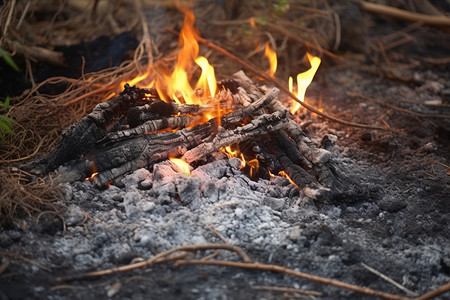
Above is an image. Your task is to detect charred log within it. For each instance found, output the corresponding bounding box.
[45,84,148,172]
[182,110,289,164]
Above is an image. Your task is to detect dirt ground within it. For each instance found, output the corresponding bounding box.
[0,2,449,300]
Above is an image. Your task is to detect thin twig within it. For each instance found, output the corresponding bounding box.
[359,1,450,27]
[0,138,44,163]
[2,0,16,40]
[414,281,450,300]
[361,262,418,296]
[175,259,410,300]
[0,258,10,275]
[433,160,450,170]
[0,250,51,272]
[264,22,339,60]
[54,244,251,282]
[348,91,450,119]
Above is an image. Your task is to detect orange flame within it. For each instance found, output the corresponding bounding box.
[290,53,321,114]
[154,8,217,105]
[85,172,99,181]
[279,171,299,188]
[169,157,191,176]
[249,17,256,28]
[222,145,239,159]
[264,44,277,78]
[247,159,259,177]
[85,164,99,181]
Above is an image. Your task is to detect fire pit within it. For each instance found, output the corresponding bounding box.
[28,9,352,203]
[0,2,449,300]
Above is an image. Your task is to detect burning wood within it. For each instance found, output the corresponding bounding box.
[22,6,357,203]
[23,68,358,203]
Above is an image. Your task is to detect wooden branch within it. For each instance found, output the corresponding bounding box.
[348,91,450,119]
[174,259,411,300]
[54,243,251,282]
[102,114,206,143]
[265,139,324,192]
[128,102,211,125]
[4,39,65,67]
[91,121,216,187]
[221,87,279,128]
[52,240,448,300]
[414,281,450,300]
[359,1,450,27]
[44,84,147,173]
[182,111,289,164]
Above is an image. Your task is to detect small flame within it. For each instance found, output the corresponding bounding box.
[279,171,299,188]
[85,172,99,181]
[169,157,191,176]
[247,159,259,177]
[85,164,98,181]
[222,145,239,159]
[239,154,246,169]
[290,53,321,114]
[249,17,255,28]
[264,44,277,78]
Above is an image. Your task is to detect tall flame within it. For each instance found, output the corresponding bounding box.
[290,53,321,114]
[154,8,217,105]
[264,44,277,78]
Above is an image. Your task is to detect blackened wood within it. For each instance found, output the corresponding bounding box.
[127,101,213,127]
[221,87,279,129]
[89,120,217,187]
[46,84,147,172]
[182,110,289,164]
[252,142,283,174]
[274,132,311,170]
[264,140,318,189]
[102,114,206,143]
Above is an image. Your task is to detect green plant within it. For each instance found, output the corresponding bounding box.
[273,0,290,15]
[0,46,21,72]
[0,96,15,142]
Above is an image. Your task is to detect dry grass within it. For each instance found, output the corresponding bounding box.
[0,0,154,226]
[0,167,64,226]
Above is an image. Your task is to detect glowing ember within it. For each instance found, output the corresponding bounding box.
[247,158,260,177]
[169,157,191,176]
[222,145,239,159]
[290,53,321,114]
[85,172,99,181]
[264,44,277,78]
[279,171,299,188]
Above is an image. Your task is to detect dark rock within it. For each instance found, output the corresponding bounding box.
[360,132,372,142]
[378,196,407,213]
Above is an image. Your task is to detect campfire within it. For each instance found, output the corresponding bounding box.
[2,1,450,299]
[28,8,345,203]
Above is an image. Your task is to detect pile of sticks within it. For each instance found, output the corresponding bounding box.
[27,71,350,201]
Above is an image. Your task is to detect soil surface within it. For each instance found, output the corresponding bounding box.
[1,4,450,300]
